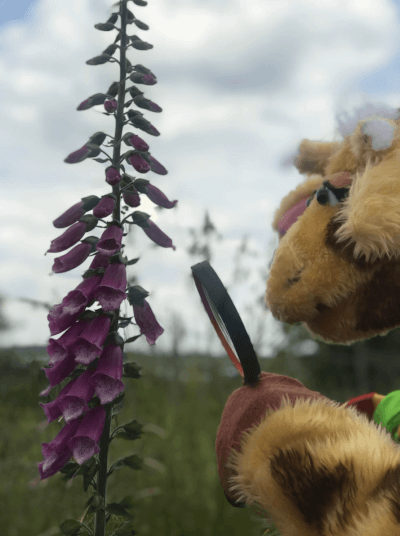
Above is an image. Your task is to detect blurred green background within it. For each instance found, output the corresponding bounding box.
[2,213,400,536]
[2,320,400,536]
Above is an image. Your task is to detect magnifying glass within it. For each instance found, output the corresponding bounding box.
[191,261,261,385]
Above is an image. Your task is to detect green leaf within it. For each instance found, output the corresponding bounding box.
[80,310,99,321]
[59,460,80,480]
[128,86,144,99]
[126,257,140,266]
[83,457,98,492]
[107,81,120,98]
[89,131,107,145]
[59,519,82,535]
[124,454,144,470]
[115,419,144,441]
[104,331,125,347]
[134,64,152,75]
[94,22,116,31]
[113,525,137,536]
[81,195,101,212]
[123,361,142,378]
[132,178,149,193]
[129,38,153,51]
[130,211,151,228]
[118,318,132,329]
[85,143,101,158]
[111,454,144,474]
[107,13,119,25]
[82,267,106,279]
[113,527,137,536]
[80,215,99,232]
[106,502,133,519]
[133,19,149,31]
[86,54,112,65]
[111,392,125,416]
[87,492,103,513]
[126,284,149,307]
[81,236,100,250]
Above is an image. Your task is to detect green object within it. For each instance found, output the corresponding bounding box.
[373,390,400,443]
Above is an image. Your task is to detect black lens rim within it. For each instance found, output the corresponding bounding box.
[191,260,261,385]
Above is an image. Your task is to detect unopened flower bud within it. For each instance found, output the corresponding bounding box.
[104,99,118,113]
[130,134,149,151]
[53,201,85,229]
[123,191,141,207]
[93,195,116,218]
[106,167,121,185]
[146,184,177,209]
[149,156,167,175]
[46,221,87,254]
[128,154,151,173]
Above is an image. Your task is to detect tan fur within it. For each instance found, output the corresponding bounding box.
[295,140,341,175]
[226,396,400,535]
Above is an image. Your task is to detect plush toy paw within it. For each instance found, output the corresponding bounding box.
[226,394,400,536]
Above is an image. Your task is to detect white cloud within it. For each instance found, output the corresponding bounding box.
[0,0,399,359]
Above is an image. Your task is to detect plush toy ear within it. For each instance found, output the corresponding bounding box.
[325,116,398,176]
[295,139,340,176]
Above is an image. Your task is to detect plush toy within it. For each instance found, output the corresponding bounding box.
[215,104,400,535]
[216,372,400,535]
[266,103,400,345]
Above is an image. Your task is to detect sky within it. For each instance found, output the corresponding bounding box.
[1,0,400,361]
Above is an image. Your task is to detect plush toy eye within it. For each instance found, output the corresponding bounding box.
[315,181,349,206]
[316,186,331,205]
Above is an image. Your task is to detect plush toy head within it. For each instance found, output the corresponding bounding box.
[266,104,400,344]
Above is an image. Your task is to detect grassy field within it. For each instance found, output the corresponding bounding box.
[0,351,282,536]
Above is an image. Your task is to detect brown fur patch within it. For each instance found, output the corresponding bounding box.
[270,447,357,533]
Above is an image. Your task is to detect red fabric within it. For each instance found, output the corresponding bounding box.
[345,391,376,419]
[215,371,376,507]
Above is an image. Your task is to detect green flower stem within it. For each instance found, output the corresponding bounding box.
[94,1,128,535]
